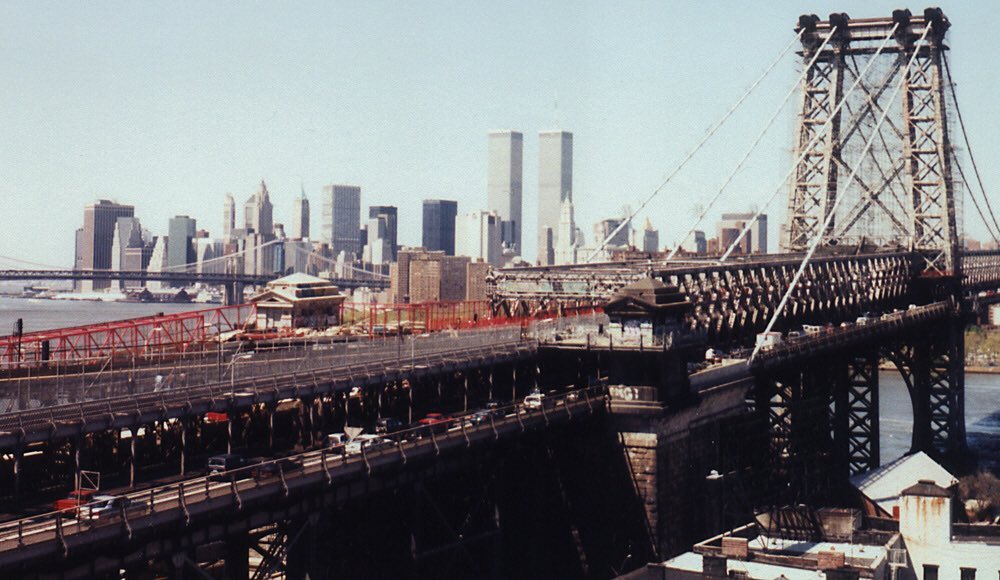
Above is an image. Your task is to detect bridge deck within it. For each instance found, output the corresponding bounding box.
[0,387,608,574]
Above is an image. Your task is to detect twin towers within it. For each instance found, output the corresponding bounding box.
[487,130,573,266]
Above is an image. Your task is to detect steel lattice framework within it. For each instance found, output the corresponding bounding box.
[783,9,960,278]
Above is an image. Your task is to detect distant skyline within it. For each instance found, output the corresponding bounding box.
[2,2,998,267]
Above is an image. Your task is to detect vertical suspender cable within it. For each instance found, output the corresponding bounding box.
[749,23,931,363]
[718,24,901,263]
[943,54,1000,241]
[583,30,805,264]
[666,29,838,260]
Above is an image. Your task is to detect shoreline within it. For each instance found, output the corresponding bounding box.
[879,363,1000,375]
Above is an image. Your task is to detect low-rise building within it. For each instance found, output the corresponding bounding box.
[249,273,346,330]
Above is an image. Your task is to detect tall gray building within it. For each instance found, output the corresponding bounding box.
[321,185,362,257]
[717,212,768,255]
[167,216,197,276]
[487,131,523,255]
[222,193,235,241]
[538,131,573,264]
[79,200,135,291]
[244,181,273,236]
[292,188,310,240]
[369,205,398,261]
[422,199,458,256]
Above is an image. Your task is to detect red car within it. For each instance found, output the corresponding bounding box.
[54,490,95,514]
[417,413,452,434]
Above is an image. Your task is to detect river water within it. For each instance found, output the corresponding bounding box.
[1,296,998,473]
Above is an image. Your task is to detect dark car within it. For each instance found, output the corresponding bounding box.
[208,453,250,481]
[375,417,406,436]
[252,456,304,480]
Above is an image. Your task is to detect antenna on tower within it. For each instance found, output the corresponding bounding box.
[553,90,560,128]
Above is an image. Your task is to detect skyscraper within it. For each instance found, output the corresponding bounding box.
[222,193,236,241]
[79,200,135,291]
[321,185,362,257]
[244,180,273,236]
[167,216,197,276]
[422,199,458,255]
[538,131,573,264]
[555,200,578,265]
[292,188,310,240]
[368,205,398,262]
[487,131,523,255]
[642,218,660,253]
[594,218,629,249]
[717,213,768,255]
[364,215,392,265]
[456,210,503,266]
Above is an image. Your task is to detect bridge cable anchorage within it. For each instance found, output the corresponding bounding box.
[944,53,1000,242]
[749,22,933,364]
[585,28,805,263]
[667,26,838,261]
[720,22,902,263]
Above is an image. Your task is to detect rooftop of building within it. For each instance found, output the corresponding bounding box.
[850,451,958,515]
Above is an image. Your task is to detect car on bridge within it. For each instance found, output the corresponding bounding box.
[53,490,95,515]
[375,417,406,436]
[523,392,546,410]
[79,495,146,522]
[344,434,392,455]
[207,454,251,481]
[417,413,453,434]
[251,456,304,480]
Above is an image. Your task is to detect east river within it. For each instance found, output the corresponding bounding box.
[1,296,998,473]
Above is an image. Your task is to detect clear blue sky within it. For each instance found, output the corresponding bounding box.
[2,1,997,267]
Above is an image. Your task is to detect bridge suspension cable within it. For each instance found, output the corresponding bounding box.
[0,255,68,270]
[584,29,805,263]
[285,244,389,279]
[944,53,1000,243]
[955,159,1000,245]
[666,28,838,261]
[750,22,931,363]
[719,23,901,263]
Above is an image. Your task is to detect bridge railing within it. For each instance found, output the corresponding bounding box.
[0,324,531,416]
[752,301,952,366]
[0,304,257,371]
[0,384,610,560]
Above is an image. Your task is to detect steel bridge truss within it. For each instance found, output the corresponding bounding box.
[753,314,965,483]
[784,9,959,277]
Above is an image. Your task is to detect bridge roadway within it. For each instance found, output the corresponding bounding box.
[0,269,389,290]
[0,387,607,576]
[0,327,536,448]
[0,326,526,411]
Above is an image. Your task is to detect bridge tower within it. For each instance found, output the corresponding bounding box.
[781,9,967,466]
[784,8,960,276]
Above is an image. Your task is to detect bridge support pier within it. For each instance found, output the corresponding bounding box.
[888,316,969,463]
[834,353,880,476]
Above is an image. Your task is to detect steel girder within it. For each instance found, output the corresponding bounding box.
[903,32,960,275]
[886,316,966,456]
[785,29,846,251]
